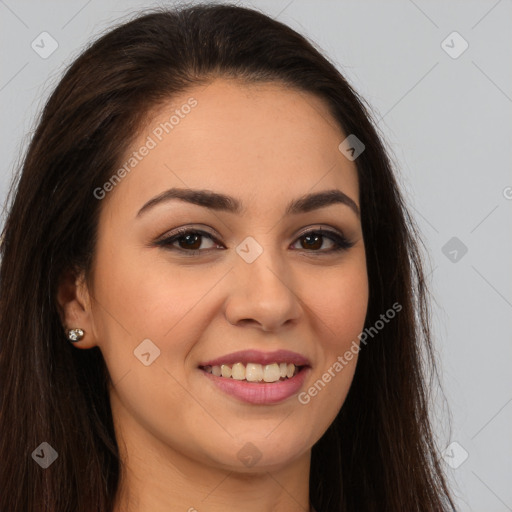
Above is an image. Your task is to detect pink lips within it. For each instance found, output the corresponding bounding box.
[198,349,311,405]
[199,349,311,367]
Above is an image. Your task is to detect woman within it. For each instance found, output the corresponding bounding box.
[0,3,456,511]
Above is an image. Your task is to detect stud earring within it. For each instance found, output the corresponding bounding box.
[67,328,85,342]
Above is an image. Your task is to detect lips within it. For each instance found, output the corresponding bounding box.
[197,349,311,404]
[198,349,311,368]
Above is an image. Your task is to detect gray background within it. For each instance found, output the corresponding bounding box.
[1,0,511,510]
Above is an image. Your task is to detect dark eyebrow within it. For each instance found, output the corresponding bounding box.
[136,187,360,218]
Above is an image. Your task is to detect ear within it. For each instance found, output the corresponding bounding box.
[56,268,98,349]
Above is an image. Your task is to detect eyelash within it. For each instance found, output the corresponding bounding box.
[155,227,355,256]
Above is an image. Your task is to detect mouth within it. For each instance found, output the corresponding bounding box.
[199,362,306,383]
[197,349,311,404]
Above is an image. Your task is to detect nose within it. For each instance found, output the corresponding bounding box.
[224,247,302,332]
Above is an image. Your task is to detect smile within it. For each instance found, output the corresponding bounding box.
[200,362,301,382]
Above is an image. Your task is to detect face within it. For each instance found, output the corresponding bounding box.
[67,78,368,472]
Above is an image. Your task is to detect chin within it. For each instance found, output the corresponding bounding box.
[199,432,311,473]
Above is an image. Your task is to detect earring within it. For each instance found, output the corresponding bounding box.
[67,328,85,342]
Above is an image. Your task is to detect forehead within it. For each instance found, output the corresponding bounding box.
[105,78,360,216]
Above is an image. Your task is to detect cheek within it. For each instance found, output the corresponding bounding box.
[92,243,220,338]
[307,256,369,348]
[90,246,234,387]
[325,282,368,349]
[297,255,368,417]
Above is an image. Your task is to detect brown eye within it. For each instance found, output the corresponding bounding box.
[292,229,354,253]
[175,232,203,250]
[299,233,324,250]
[156,229,221,254]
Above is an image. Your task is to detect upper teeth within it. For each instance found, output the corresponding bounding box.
[203,362,298,382]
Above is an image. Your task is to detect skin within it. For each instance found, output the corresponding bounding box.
[58,78,369,512]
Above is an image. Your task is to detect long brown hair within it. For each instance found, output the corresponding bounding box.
[0,3,456,511]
